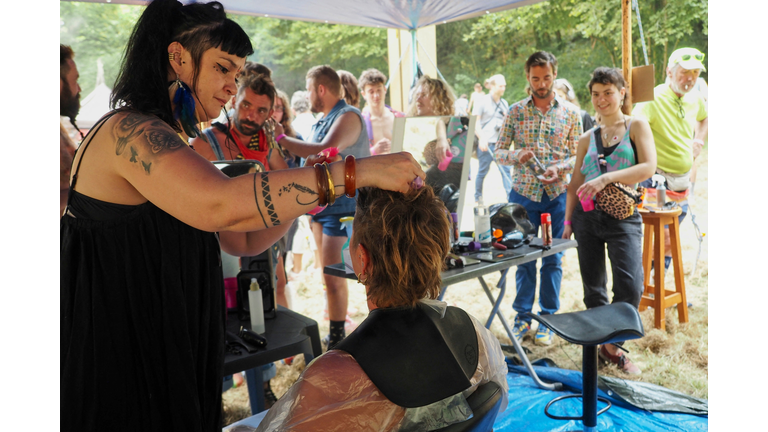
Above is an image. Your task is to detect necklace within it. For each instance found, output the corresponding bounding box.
[599,117,629,144]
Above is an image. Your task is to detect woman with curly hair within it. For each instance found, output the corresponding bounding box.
[407,76,468,200]
[407,75,455,117]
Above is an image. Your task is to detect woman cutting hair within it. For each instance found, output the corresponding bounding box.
[254,186,508,431]
[60,1,424,430]
[562,67,656,375]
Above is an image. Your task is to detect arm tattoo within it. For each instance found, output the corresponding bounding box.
[113,112,186,176]
[260,172,282,226]
[114,113,145,156]
[146,129,185,153]
[253,173,269,228]
[279,182,320,206]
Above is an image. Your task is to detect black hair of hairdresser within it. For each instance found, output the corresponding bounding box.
[111,0,254,133]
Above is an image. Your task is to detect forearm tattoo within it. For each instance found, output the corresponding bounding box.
[113,112,185,175]
[260,172,281,226]
[278,182,320,206]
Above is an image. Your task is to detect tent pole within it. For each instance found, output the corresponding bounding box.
[411,29,418,85]
[622,0,632,111]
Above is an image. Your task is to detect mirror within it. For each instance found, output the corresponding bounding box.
[391,116,477,230]
[213,160,265,178]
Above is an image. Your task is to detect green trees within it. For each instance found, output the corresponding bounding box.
[60,0,707,114]
[441,0,708,112]
[60,2,142,97]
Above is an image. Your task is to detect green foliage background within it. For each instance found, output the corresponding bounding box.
[60,0,707,115]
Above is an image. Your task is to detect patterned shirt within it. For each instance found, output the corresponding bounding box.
[495,95,582,202]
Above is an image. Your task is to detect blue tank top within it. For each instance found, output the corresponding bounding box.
[311,99,371,216]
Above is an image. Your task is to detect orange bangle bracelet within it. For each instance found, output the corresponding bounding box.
[345,155,356,198]
[314,163,327,206]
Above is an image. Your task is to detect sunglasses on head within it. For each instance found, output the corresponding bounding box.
[675,53,705,63]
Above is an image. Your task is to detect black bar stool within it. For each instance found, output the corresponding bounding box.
[525,303,644,431]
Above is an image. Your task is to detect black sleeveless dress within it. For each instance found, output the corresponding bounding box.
[61,112,226,431]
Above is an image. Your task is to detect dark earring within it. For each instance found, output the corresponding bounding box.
[170,76,200,138]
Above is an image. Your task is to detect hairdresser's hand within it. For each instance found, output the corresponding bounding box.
[517,149,534,164]
[576,176,609,200]
[372,138,391,155]
[540,166,560,184]
[357,152,426,193]
[304,153,341,168]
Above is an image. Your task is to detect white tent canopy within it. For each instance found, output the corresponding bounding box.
[78,58,112,129]
[66,0,546,29]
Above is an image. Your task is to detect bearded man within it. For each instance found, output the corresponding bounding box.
[60,44,82,217]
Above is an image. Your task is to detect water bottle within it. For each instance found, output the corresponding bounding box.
[473,198,492,248]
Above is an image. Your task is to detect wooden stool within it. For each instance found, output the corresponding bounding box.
[638,207,688,330]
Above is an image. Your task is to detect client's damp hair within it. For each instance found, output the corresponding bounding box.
[352,186,450,308]
[111,0,254,133]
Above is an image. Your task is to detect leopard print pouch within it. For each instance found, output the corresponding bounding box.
[596,183,643,220]
[593,128,643,220]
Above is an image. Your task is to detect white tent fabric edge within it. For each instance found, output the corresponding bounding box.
[63,0,547,30]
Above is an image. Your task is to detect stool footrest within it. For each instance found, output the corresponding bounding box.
[544,394,612,421]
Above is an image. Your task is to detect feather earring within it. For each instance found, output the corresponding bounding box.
[171,76,200,138]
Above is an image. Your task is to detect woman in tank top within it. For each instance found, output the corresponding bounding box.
[60,1,425,430]
[562,67,656,376]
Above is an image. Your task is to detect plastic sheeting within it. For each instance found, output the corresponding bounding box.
[497,361,708,432]
[66,0,548,29]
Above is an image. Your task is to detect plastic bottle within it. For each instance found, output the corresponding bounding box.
[652,174,666,208]
[248,278,266,334]
[473,198,492,248]
[541,213,552,246]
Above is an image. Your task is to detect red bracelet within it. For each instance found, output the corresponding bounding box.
[275,133,287,143]
[564,220,572,225]
[345,155,356,198]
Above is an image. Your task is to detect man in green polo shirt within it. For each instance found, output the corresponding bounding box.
[634,47,708,271]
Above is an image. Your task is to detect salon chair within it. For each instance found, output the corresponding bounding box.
[436,381,503,432]
[525,303,644,432]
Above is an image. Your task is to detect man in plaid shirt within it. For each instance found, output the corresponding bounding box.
[494,51,582,346]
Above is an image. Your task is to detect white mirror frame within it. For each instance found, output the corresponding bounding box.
[391,115,477,231]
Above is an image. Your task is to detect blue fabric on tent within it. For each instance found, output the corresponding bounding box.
[495,363,708,432]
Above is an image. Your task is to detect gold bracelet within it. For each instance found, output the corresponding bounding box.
[323,162,335,206]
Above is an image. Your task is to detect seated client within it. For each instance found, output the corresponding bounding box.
[255,186,509,431]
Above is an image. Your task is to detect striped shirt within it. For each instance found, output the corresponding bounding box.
[495,95,582,202]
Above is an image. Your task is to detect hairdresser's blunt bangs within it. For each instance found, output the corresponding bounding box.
[209,19,254,59]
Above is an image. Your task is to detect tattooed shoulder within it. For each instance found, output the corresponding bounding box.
[112,112,185,156]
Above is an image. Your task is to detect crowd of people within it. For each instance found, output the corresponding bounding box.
[60,0,707,429]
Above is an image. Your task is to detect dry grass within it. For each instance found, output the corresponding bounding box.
[222,148,709,426]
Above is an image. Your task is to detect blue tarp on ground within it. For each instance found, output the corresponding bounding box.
[495,362,708,431]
